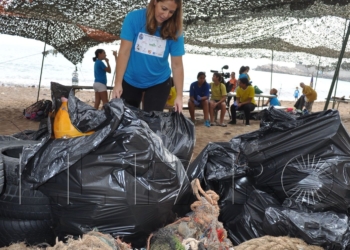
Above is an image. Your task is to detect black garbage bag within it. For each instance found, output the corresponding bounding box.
[50,82,73,113]
[226,190,281,245]
[294,94,305,110]
[120,106,195,169]
[228,190,350,249]
[11,118,50,141]
[20,96,190,247]
[264,206,350,249]
[233,109,350,213]
[174,141,251,219]
[67,90,110,132]
[52,82,195,168]
[259,106,297,130]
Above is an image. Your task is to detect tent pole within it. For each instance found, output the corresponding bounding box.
[270,49,274,90]
[324,20,350,110]
[36,42,47,102]
[332,78,340,109]
[314,57,320,91]
[108,69,116,100]
[36,21,49,102]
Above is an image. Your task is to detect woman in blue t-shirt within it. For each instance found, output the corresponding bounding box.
[112,0,185,112]
[93,49,117,109]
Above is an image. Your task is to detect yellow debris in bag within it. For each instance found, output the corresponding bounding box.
[54,97,94,139]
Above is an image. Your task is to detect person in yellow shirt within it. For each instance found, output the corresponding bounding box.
[229,77,256,126]
[209,72,227,127]
[166,78,176,107]
[300,82,317,112]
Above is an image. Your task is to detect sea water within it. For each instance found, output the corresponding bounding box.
[0,34,348,102]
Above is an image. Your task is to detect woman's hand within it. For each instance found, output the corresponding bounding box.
[104,57,109,63]
[174,96,183,113]
[112,84,123,99]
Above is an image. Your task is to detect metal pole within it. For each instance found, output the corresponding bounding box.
[314,57,321,91]
[332,19,348,109]
[36,21,49,102]
[332,78,340,109]
[108,70,116,100]
[324,20,350,110]
[270,49,274,90]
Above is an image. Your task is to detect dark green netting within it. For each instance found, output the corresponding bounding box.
[1,0,350,66]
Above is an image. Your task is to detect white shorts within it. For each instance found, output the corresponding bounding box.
[93,82,107,92]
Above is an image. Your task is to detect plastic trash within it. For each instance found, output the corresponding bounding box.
[236,108,350,213]
[20,93,191,247]
[53,97,94,139]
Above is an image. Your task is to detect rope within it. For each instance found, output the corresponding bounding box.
[0,53,43,64]
[234,236,324,250]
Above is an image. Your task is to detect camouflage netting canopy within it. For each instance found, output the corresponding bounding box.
[1,0,350,67]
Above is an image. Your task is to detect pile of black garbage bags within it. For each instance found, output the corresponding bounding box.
[184,107,350,250]
[0,83,194,248]
[1,82,350,249]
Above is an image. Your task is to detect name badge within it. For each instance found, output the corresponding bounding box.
[135,32,166,58]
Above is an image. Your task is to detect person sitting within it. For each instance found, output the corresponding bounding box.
[188,72,210,127]
[229,77,256,126]
[264,88,281,106]
[209,72,227,127]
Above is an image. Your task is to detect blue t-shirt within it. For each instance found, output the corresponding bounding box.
[294,89,299,97]
[269,96,280,106]
[94,60,107,84]
[120,8,185,88]
[189,81,210,98]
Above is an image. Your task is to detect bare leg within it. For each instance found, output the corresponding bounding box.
[219,102,226,124]
[100,91,109,107]
[94,92,101,109]
[202,99,209,121]
[188,100,195,122]
[209,100,216,123]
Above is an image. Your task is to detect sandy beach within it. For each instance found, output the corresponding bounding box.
[1,85,350,160]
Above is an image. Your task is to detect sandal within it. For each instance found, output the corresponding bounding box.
[218,123,227,127]
[210,122,217,126]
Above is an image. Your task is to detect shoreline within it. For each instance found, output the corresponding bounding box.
[0,84,336,102]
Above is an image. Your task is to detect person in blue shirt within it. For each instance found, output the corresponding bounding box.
[294,86,300,101]
[93,49,117,109]
[188,72,210,127]
[264,88,281,106]
[112,0,185,113]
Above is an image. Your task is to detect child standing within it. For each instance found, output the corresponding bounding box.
[92,49,117,109]
[294,87,299,101]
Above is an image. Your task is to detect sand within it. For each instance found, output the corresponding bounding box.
[1,85,350,161]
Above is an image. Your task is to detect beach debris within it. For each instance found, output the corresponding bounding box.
[233,235,324,250]
[1,231,134,250]
[148,178,234,250]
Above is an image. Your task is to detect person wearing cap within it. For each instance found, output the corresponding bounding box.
[229,76,256,126]
[188,72,210,127]
[300,82,317,112]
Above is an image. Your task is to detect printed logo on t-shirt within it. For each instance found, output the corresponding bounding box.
[135,32,166,58]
